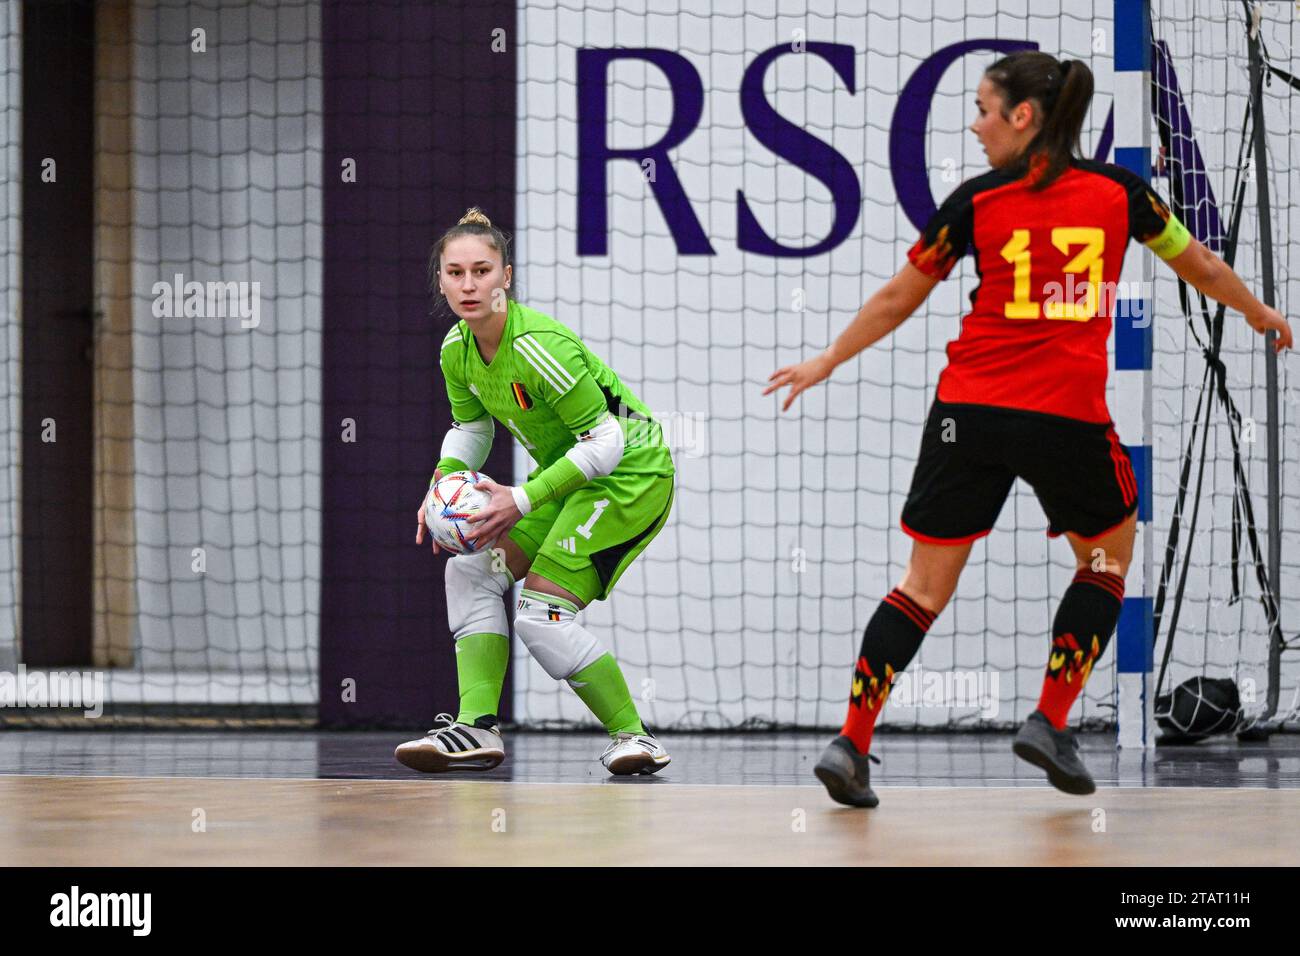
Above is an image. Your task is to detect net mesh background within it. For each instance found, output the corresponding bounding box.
[513,0,1298,730]
[127,0,322,708]
[515,0,1119,729]
[0,0,1294,731]
[1149,0,1298,727]
[0,0,322,715]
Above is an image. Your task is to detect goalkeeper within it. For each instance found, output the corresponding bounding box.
[397,208,675,777]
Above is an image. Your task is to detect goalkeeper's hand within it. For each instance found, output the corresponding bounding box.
[464,476,523,548]
[416,468,444,554]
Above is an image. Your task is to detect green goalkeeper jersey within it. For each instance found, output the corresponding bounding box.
[437,300,674,509]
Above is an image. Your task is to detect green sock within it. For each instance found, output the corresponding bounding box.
[567,653,646,736]
[454,632,510,725]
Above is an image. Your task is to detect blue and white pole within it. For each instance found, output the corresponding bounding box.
[1112,0,1156,750]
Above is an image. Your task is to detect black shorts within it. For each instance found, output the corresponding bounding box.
[900,399,1139,544]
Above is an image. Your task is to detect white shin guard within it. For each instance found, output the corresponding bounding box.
[445,550,514,640]
[514,589,605,681]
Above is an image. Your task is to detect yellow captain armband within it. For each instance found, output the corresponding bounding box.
[1144,213,1192,261]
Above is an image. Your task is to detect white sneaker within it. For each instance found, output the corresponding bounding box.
[600,732,670,776]
[395,713,505,773]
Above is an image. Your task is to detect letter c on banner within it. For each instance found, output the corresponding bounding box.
[889,39,1037,233]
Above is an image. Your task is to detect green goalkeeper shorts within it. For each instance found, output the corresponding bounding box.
[507,470,674,606]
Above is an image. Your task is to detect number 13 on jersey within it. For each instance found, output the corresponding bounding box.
[1000,227,1105,321]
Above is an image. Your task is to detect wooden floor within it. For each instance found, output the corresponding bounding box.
[3,730,1297,865]
[2,774,1297,865]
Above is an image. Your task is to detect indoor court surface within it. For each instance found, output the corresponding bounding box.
[2,731,1298,866]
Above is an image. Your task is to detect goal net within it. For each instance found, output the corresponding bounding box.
[511,0,1300,732]
[1148,0,1299,733]
[1,0,1292,734]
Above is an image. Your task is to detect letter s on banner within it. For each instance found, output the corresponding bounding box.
[736,43,860,257]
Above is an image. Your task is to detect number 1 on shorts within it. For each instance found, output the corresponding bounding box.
[576,499,610,539]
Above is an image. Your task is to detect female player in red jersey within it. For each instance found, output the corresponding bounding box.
[766,51,1292,807]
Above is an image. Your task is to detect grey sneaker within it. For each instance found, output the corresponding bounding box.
[1013,710,1096,795]
[813,735,881,808]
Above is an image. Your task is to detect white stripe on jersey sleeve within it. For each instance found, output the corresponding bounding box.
[514,334,578,395]
[513,338,566,394]
[519,335,578,389]
[441,325,463,351]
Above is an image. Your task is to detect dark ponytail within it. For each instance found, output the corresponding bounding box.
[985,51,1094,190]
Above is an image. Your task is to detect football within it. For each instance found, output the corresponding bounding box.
[424,470,492,554]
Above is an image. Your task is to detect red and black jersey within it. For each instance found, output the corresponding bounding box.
[907,158,1183,424]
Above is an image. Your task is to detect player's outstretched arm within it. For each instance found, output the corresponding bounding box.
[1164,238,1292,352]
[765,262,940,411]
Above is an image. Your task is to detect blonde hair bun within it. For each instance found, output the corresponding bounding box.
[458,207,492,227]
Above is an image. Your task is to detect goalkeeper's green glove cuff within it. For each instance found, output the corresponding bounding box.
[518,457,588,514]
[434,456,470,483]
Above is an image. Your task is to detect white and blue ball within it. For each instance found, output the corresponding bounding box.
[425,470,492,554]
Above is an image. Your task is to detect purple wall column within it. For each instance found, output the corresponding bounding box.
[320,0,517,728]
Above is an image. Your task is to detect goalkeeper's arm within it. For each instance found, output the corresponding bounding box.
[510,413,624,516]
[435,416,494,478]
